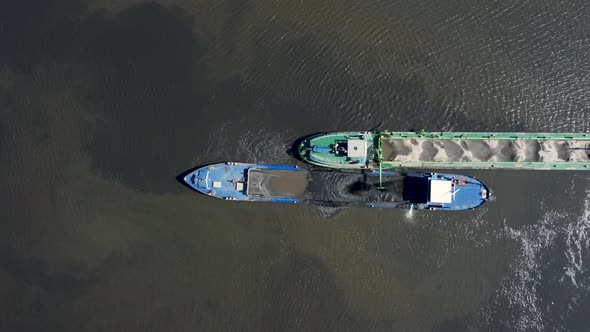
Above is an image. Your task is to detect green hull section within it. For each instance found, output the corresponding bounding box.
[298,131,590,170]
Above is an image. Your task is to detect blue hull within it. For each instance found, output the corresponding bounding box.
[183,163,305,204]
[183,162,492,211]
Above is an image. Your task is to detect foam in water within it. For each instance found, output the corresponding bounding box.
[405,205,414,219]
[562,189,590,289]
[482,189,590,331]
[315,205,349,220]
[235,129,294,164]
[202,124,293,165]
[500,213,558,331]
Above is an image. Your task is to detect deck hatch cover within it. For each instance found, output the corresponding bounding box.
[429,180,453,204]
[347,139,367,158]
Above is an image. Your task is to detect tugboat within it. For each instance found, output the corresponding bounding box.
[298,131,590,170]
[182,162,492,211]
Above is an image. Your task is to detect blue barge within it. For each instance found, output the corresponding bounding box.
[183,163,492,211]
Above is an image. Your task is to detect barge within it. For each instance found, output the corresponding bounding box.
[183,162,492,211]
[298,131,590,170]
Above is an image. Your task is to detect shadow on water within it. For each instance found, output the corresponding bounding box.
[77,3,215,194]
[3,2,220,194]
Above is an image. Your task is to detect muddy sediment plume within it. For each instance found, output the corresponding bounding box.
[304,171,405,205]
[247,169,309,198]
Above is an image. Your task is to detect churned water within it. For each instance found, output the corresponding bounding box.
[1,0,589,331]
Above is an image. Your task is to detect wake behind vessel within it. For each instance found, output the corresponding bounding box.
[298,131,590,170]
[183,162,492,211]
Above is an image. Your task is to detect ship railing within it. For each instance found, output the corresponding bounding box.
[378,131,590,140]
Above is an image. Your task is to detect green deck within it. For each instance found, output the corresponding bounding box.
[298,131,590,170]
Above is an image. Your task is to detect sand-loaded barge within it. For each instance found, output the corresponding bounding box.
[299,131,590,170]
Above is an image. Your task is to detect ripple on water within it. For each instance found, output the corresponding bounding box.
[200,124,294,165]
[482,189,590,331]
[562,189,590,290]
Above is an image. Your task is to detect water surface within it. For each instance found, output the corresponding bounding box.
[1,0,589,331]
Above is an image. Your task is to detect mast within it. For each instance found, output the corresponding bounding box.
[377,133,384,189]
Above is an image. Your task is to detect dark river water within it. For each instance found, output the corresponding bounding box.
[1,0,590,331]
